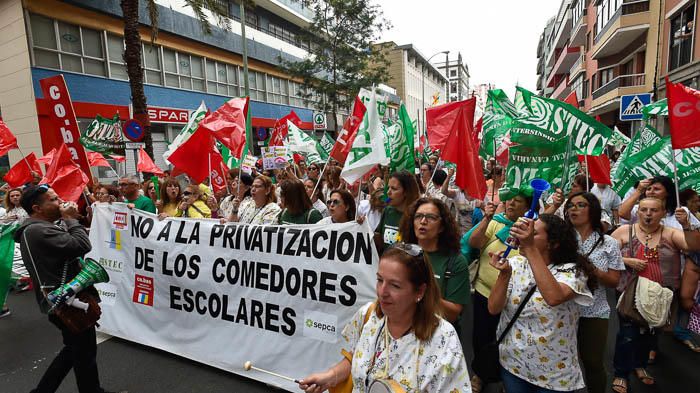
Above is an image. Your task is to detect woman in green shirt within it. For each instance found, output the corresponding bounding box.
[278,179,322,225]
[375,170,420,253]
[400,197,470,325]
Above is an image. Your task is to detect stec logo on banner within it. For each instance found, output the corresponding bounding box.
[303,310,338,343]
[98,257,123,274]
[112,212,127,230]
[133,274,154,306]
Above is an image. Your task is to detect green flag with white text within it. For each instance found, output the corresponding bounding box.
[479,89,518,160]
[0,223,19,308]
[164,101,207,165]
[389,104,416,172]
[611,124,662,196]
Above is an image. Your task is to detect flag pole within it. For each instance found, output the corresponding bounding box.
[355,178,363,219]
[310,155,331,198]
[584,154,590,191]
[491,137,497,203]
[208,153,212,188]
[672,149,681,209]
[560,136,573,191]
[15,146,37,177]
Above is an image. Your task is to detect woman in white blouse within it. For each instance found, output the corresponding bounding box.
[298,243,472,393]
[565,192,624,393]
[228,175,281,225]
[488,214,596,392]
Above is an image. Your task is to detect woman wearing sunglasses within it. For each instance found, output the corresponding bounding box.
[318,189,355,224]
[564,192,624,393]
[298,243,472,393]
[175,184,211,219]
[400,197,470,327]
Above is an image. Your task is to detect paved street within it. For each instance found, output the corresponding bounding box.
[2,288,699,393]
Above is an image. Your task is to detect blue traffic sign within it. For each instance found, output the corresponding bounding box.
[256,127,268,141]
[123,119,145,142]
[620,93,652,121]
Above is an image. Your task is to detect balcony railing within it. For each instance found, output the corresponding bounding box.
[570,54,584,74]
[592,73,645,99]
[595,0,649,43]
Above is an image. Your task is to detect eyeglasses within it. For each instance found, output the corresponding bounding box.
[565,202,589,210]
[390,242,423,257]
[148,187,155,191]
[118,182,132,187]
[182,191,193,196]
[327,199,342,206]
[414,213,440,223]
[309,167,319,171]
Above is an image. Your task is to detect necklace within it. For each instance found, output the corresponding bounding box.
[637,223,661,242]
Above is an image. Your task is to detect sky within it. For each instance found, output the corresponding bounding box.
[378,0,563,99]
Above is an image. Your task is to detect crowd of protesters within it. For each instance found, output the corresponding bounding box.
[3,150,700,393]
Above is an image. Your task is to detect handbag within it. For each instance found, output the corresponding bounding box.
[616,274,647,327]
[473,285,537,383]
[329,302,377,393]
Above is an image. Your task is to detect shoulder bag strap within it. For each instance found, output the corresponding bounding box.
[496,284,538,344]
[585,232,605,259]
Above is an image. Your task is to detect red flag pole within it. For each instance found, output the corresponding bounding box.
[15,146,38,178]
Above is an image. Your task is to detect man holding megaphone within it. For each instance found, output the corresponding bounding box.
[16,184,126,393]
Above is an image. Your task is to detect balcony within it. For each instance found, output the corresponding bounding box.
[552,45,581,76]
[592,0,650,59]
[570,54,586,79]
[552,75,571,100]
[570,9,588,47]
[257,0,315,25]
[590,73,647,113]
[546,9,574,66]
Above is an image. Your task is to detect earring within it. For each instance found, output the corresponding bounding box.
[416,297,422,303]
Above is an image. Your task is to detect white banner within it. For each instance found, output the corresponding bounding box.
[87,204,378,391]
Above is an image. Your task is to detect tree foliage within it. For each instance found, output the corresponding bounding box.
[280,0,391,131]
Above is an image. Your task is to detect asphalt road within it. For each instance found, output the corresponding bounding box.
[1,288,699,393]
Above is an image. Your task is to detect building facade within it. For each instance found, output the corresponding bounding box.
[657,1,699,98]
[536,0,661,136]
[433,53,470,102]
[374,42,448,132]
[0,0,326,179]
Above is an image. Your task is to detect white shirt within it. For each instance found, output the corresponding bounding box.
[591,185,621,219]
[576,231,625,319]
[357,200,382,231]
[313,199,329,218]
[342,302,472,393]
[498,256,593,391]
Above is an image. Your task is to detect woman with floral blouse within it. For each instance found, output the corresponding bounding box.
[488,214,596,392]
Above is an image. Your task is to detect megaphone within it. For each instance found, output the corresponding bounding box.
[48,257,110,309]
[501,178,551,260]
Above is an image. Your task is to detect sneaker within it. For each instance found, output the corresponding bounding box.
[0,308,10,318]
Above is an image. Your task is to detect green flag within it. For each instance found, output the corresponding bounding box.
[511,87,611,156]
[612,135,673,196]
[0,223,19,308]
[479,89,518,159]
[501,141,576,200]
[676,147,700,193]
[611,124,662,196]
[608,126,630,149]
[80,114,125,155]
[642,99,668,120]
[388,103,416,172]
[319,132,334,156]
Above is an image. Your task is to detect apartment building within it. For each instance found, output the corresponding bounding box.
[433,53,470,102]
[657,1,699,96]
[374,42,448,131]
[536,0,662,135]
[0,0,324,175]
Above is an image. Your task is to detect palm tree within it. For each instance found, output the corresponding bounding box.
[119,0,229,160]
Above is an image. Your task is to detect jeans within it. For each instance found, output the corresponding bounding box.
[613,314,656,378]
[31,314,102,393]
[578,317,609,393]
[500,367,568,393]
[471,291,501,380]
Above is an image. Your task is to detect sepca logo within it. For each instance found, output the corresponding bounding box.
[303,310,338,343]
[306,319,313,328]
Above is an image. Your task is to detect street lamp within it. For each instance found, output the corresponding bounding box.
[421,50,449,144]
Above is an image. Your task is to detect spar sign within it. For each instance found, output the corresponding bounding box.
[38,75,91,182]
[88,204,378,392]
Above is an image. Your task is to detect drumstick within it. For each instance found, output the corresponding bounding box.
[244,361,300,383]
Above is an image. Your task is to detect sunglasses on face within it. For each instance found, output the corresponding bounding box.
[327,199,342,206]
[414,213,440,223]
[182,191,193,196]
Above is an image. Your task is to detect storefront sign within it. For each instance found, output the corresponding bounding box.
[148,106,189,124]
[38,75,91,183]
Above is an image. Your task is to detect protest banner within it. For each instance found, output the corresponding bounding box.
[241,155,258,174]
[87,204,378,391]
[80,115,126,155]
[261,146,290,170]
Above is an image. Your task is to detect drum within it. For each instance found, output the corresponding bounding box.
[368,379,406,393]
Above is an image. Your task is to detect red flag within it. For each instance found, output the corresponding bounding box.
[473,117,483,151]
[3,153,41,187]
[564,91,579,108]
[137,148,164,176]
[40,144,89,202]
[578,154,611,185]
[0,120,18,157]
[666,77,700,149]
[200,97,248,157]
[110,154,126,163]
[269,111,302,147]
[87,152,111,167]
[495,135,514,167]
[436,98,487,199]
[330,97,367,164]
[167,126,214,183]
[37,149,56,166]
[208,151,230,194]
[426,100,465,151]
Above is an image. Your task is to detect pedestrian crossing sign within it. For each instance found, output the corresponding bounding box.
[620,93,652,121]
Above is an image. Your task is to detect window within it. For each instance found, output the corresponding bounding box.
[669,5,695,71]
[162,49,206,92]
[30,14,106,76]
[205,59,239,96]
[246,70,265,101]
[266,75,289,104]
[598,67,614,88]
[107,34,128,80]
[143,43,162,85]
[596,0,622,36]
[450,69,457,77]
[289,81,305,108]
